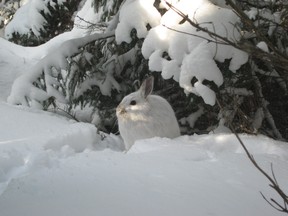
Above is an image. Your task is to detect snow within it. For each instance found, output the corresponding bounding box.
[5,0,57,39]
[180,106,204,128]
[115,0,161,44]
[244,7,282,36]
[140,0,249,105]
[257,41,269,52]
[74,0,109,35]
[0,101,288,216]
[1,1,115,107]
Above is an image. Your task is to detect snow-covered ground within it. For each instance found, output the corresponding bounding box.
[0,102,288,216]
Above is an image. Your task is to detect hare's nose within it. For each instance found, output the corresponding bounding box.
[116,105,126,115]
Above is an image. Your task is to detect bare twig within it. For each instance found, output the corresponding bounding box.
[260,192,288,213]
[75,15,107,31]
[163,0,237,47]
[217,99,288,213]
[50,106,79,122]
[162,24,228,45]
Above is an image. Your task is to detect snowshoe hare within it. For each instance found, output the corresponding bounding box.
[116,76,180,150]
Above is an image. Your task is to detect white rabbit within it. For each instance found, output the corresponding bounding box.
[116,76,180,150]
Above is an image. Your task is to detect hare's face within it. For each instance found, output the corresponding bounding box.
[116,92,150,122]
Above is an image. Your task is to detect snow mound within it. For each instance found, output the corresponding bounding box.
[0,102,123,196]
[129,134,288,160]
[0,102,288,216]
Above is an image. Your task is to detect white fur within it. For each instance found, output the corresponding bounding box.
[116,77,180,150]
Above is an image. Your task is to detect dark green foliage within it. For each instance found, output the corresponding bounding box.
[40,0,78,40]
[7,0,79,46]
[92,0,123,21]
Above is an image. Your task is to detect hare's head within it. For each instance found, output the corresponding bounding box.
[116,76,154,122]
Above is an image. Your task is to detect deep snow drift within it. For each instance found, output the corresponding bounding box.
[0,102,288,216]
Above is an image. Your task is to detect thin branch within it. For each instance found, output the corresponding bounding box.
[260,192,288,213]
[225,0,288,60]
[162,24,229,45]
[75,15,107,30]
[217,98,288,213]
[50,106,79,122]
[270,163,279,186]
[163,0,237,47]
[270,198,288,213]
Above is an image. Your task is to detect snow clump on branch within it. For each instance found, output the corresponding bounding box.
[116,0,248,105]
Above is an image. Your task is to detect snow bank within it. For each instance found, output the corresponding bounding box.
[0,102,100,195]
[0,102,288,216]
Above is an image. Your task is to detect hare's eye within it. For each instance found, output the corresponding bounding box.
[130,100,137,106]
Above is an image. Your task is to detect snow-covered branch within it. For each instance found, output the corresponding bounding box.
[8,31,115,107]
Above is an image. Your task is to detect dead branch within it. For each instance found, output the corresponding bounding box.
[217,99,288,214]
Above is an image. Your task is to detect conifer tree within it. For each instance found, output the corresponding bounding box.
[4,0,288,139]
[4,0,79,46]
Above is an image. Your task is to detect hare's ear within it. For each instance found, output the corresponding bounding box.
[139,76,154,98]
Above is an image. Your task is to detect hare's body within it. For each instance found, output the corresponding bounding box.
[116,77,180,150]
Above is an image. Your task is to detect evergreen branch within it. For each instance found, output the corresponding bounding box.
[224,0,282,56]
[68,31,115,59]
[163,0,237,47]
[224,0,288,71]
[163,0,288,73]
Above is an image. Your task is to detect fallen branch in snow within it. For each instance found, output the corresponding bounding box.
[233,127,288,213]
[50,106,80,122]
[217,99,288,214]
